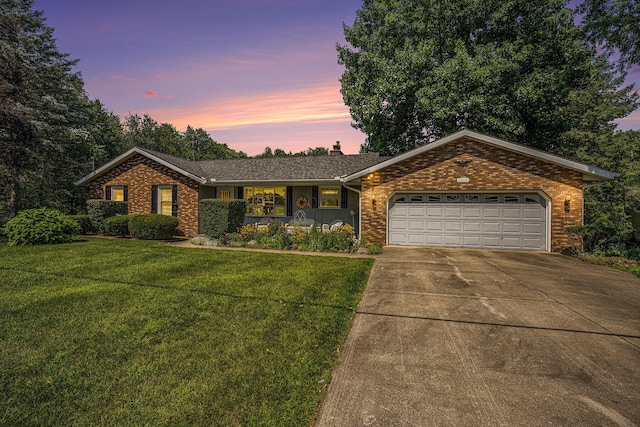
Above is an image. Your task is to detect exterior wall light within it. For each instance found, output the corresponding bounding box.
[564,193,571,212]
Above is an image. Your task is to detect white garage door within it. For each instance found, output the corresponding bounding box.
[388,193,547,251]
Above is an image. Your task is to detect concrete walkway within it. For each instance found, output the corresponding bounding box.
[315,247,640,426]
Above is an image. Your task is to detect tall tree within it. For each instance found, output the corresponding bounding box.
[577,0,640,72]
[338,0,638,156]
[0,0,87,218]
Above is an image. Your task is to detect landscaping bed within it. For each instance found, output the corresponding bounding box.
[0,238,374,426]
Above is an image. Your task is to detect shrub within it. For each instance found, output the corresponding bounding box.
[128,214,178,240]
[102,215,133,237]
[200,199,247,239]
[4,208,80,246]
[367,242,383,255]
[87,200,128,233]
[69,214,96,235]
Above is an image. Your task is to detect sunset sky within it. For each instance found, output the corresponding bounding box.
[34,0,639,156]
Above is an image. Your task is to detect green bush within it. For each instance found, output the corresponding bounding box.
[102,215,133,237]
[200,199,247,239]
[367,242,383,255]
[128,214,178,240]
[87,200,128,233]
[4,208,80,246]
[69,214,97,235]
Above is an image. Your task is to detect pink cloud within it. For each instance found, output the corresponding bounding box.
[143,91,158,98]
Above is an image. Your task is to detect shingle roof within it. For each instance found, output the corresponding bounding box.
[76,146,390,186]
[194,153,389,182]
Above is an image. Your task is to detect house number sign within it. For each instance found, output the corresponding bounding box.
[457,177,470,183]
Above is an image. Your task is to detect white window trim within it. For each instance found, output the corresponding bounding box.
[110,185,125,201]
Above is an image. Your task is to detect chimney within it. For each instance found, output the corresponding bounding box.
[330,141,343,156]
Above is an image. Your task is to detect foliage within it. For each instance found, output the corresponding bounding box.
[86,199,128,232]
[576,0,640,72]
[0,238,373,426]
[367,242,384,255]
[4,208,79,245]
[68,214,96,235]
[0,0,93,219]
[121,114,247,160]
[338,0,638,156]
[200,199,247,239]
[254,146,330,158]
[102,215,133,237]
[128,214,178,240]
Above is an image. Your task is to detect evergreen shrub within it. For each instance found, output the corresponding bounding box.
[69,214,96,234]
[102,215,133,237]
[200,199,246,239]
[4,208,80,246]
[128,214,178,240]
[86,200,128,232]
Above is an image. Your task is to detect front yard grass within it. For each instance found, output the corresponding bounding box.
[0,237,373,426]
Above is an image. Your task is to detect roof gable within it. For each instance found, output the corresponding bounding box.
[342,129,618,182]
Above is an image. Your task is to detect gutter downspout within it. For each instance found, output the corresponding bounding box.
[342,183,362,237]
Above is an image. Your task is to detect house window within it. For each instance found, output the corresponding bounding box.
[219,188,232,200]
[244,187,286,216]
[320,187,340,208]
[159,186,173,216]
[106,185,127,201]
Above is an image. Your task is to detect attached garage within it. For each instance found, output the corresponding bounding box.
[343,129,617,253]
[388,193,547,251]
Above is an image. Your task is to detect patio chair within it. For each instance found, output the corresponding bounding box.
[293,210,306,226]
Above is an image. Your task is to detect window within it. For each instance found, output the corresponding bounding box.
[159,186,173,216]
[320,187,340,208]
[219,188,232,200]
[504,195,520,203]
[106,185,127,201]
[244,187,286,216]
[152,185,177,216]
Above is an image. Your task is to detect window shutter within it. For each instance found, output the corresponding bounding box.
[286,186,293,216]
[311,186,318,209]
[212,187,217,199]
[341,186,348,208]
[171,185,178,217]
[151,185,158,213]
[237,186,243,200]
[105,186,112,200]
[123,186,128,202]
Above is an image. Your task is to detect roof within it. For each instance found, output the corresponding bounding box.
[342,129,618,182]
[75,146,390,186]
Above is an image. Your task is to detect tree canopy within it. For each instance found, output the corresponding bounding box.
[338,0,638,156]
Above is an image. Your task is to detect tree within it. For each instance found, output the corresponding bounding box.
[254,146,329,158]
[577,0,640,72]
[338,0,638,156]
[0,0,87,219]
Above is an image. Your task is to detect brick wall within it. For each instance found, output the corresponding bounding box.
[359,137,583,252]
[88,154,200,236]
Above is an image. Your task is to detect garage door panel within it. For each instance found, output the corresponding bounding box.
[445,221,462,231]
[483,222,501,233]
[502,222,522,233]
[426,221,443,231]
[463,221,481,232]
[388,193,546,251]
[503,208,522,219]
[408,220,425,230]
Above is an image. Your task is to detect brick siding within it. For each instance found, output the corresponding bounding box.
[88,154,200,236]
[359,137,583,252]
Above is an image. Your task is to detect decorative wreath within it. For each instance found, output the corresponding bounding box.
[296,195,308,209]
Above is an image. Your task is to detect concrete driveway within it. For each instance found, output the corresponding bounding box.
[315,247,640,426]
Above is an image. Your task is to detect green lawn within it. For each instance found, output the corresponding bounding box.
[0,238,373,426]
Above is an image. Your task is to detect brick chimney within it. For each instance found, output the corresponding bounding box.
[330,141,343,156]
